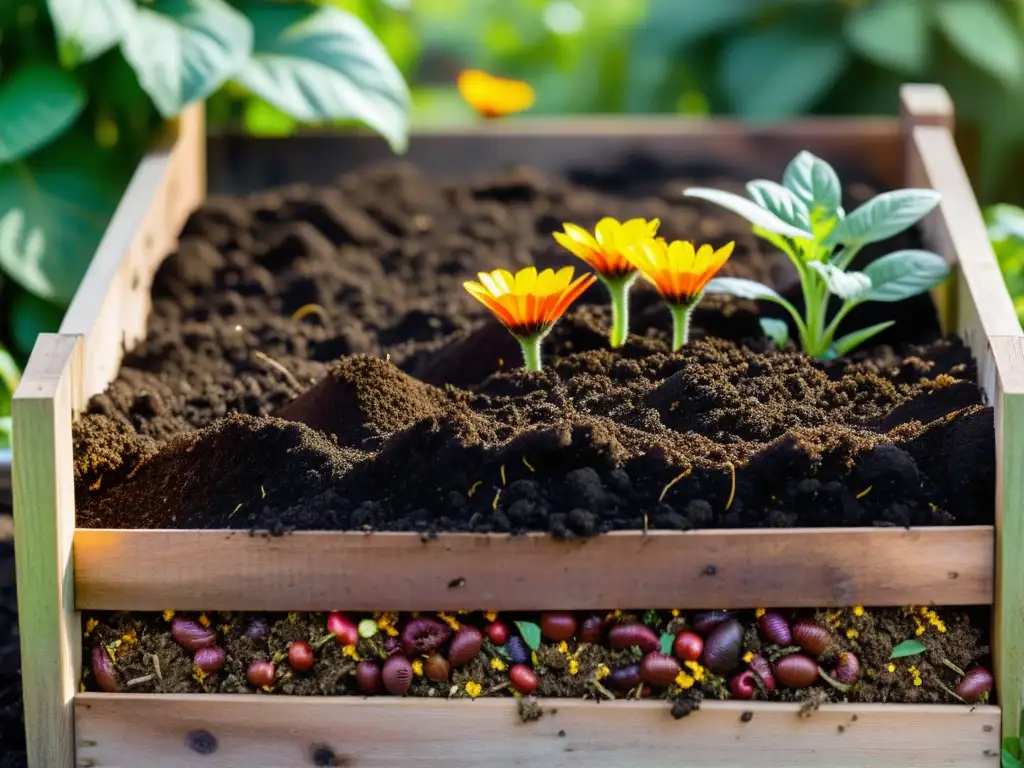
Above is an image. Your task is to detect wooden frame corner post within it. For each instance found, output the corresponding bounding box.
[12,334,84,768]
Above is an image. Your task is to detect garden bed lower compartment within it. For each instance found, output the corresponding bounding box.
[11,87,1024,767]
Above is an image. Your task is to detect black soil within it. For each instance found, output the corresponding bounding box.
[0,514,26,768]
[73,163,995,533]
[81,606,989,706]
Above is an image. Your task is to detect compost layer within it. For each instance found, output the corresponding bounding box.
[73,163,994,533]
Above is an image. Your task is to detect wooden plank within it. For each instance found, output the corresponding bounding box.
[991,335,1024,738]
[74,694,1001,768]
[73,526,994,612]
[13,334,83,768]
[207,117,904,197]
[900,84,955,132]
[59,103,206,401]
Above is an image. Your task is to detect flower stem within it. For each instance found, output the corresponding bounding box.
[669,304,694,352]
[602,274,636,348]
[518,334,543,371]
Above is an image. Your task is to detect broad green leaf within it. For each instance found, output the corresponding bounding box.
[782,151,843,215]
[828,189,942,246]
[9,289,65,357]
[0,417,10,448]
[844,0,930,74]
[759,317,789,347]
[746,180,811,231]
[705,277,784,302]
[46,0,135,67]
[514,620,541,652]
[936,0,1024,85]
[684,188,813,240]
[235,3,409,152]
[1004,736,1021,760]
[121,0,253,118]
[890,638,927,658]
[0,65,86,163]
[862,250,950,302]
[834,321,896,356]
[639,0,761,51]
[718,25,850,118]
[1002,748,1024,768]
[659,632,674,655]
[0,149,124,302]
[0,345,19,395]
[808,261,872,302]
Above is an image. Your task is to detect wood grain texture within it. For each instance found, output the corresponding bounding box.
[59,103,206,401]
[74,694,1000,768]
[73,527,994,612]
[991,336,1024,738]
[13,335,83,768]
[207,117,904,197]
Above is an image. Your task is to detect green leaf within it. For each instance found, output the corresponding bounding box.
[0,148,124,302]
[828,189,942,247]
[46,0,136,67]
[844,0,930,74]
[1002,748,1024,768]
[684,188,813,240]
[9,290,65,357]
[746,180,811,231]
[936,0,1024,85]
[808,261,872,302]
[782,151,843,216]
[121,0,254,118]
[890,638,927,658]
[862,250,950,302]
[760,317,789,347]
[0,345,20,395]
[235,3,409,152]
[1004,736,1021,759]
[0,64,86,163]
[705,277,784,301]
[659,632,674,655]
[639,0,760,51]
[833,321,896,356]
[718,25,850,119]
[514,620,541,652]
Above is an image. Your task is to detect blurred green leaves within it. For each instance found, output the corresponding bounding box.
[844,0,930,74]
[935,0,1024,85]
[0,65,86,163]
[46,0,135,67]
[987,204,1024,328]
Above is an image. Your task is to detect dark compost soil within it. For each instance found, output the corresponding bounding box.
[73,162,995,534]
[81,605,990,707]
[0,514,26,768]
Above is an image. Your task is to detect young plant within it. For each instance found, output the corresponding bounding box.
[684,151,950,359]
[625,237,734,350]
[464,266,596,371]
[553,217,660,348]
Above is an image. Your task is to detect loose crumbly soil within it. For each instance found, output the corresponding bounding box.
[73,163,994,533]
[0,513,26,768]
[82,606,988,706]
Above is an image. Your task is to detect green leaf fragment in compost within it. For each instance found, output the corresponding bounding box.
[890,638,926,658]
[514,621,541,652]
[659,632,674,655]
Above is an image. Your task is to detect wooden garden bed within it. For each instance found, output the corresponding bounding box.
[11,85,1022,767]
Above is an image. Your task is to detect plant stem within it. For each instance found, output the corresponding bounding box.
[518,334,543,371]
[602,274,636,348]
[669,304,694,351]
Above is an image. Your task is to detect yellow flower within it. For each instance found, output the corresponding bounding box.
[596,664,610,681]
[755,608,766,619]
[671,609,680,618]
[553,218,659,280]
[558,641,569,654]
[915,625,926,636]
[484,611,499,622]
[490,657,506,672]
[569,659,580,676]
[162,609,175,622]
[913,677,922,687]
[626,238,734,306]
[457,70,535,119]
[121,629,137,645]
[464,266,596,340]
[84,618,99,636]
[846,629,859,640]
[342,644,360,661]
[465,681,483,698]
[438,612,461,631]
[412,660,424,677]
[684,660,705,682]
[675,671,695,689]
[853,606,865,617]
[887,663,896,673]
[199,614,211,627]
[742,651,754,664]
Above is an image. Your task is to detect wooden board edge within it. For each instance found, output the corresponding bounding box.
[900,84,955,132]
[13,334,83,768]
[73,693,1001,768]
[60,102,206,401]
[73,526,994,612]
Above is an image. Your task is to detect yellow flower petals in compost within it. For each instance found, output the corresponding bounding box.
[853,606,865,617]
[675,671,695,689]
[490,657,506,672]
[465,681,483,698]
[484,611,499,622]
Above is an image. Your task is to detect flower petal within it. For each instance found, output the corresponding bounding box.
[515,266,538,295]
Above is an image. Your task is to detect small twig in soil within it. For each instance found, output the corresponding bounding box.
[521,456,535,472]
[126,674,155,688]
[933,678,967,704]
[491,488,501,510]
[150,653,163,685]
[768,645,802,662]
[483,682,509,697]
[856,485,872,499]
[588,679,616,701]
[724,462,736,511]
[937,657,966,677]
[252,351,300,388]
[312,633,336,650]
[659,467,691,503]
[290,303,329,324]
[817,667,850,693]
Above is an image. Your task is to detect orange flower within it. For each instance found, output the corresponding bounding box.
[457,70,535,119]
[627,238,734,305]
[464,266,595,338]
[553,217,660,279]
